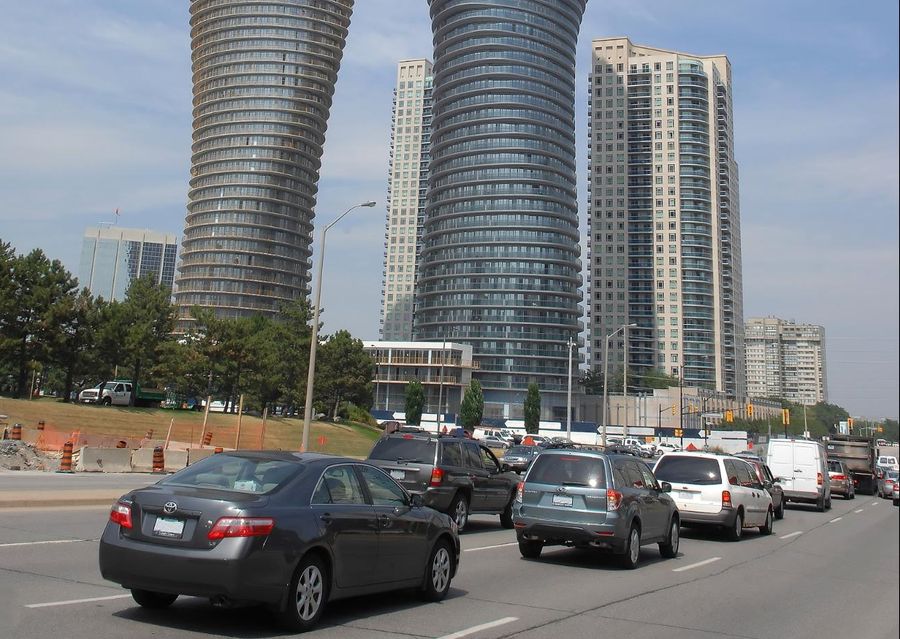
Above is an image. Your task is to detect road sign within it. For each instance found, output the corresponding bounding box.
[702,412,724,419]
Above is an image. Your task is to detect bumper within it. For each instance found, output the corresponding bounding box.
[784,489,824,504]
[678,508,736,526]
[829,480,850,495]
[417,487,457,513]
[512,514,627,552]
[98,524,288,605]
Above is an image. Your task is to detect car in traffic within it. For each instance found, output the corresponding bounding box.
[766,439,831,512]
[604,443,642,457]
[98,452,459,632]
[827,459,855,500]
[512,449,680,568]
[366,432,520,531]
[481,435,510,450]
[655,442,681,455]
[742,456,787,519]
[501,445,542,473]
[893,481,899,506]
[876,469,898,499]
[876,455,899,472]
[653,452,774,541]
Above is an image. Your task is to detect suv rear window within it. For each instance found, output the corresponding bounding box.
[527,454,606,488]
[827,460,843,472]
[368,438,436,463]
[654,456,722,485]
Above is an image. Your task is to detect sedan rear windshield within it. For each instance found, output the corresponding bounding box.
[505,446,537,456]
[527,454,606,488]
[368,438,436,464]
[654,456,722,485]
[161,455,300,494]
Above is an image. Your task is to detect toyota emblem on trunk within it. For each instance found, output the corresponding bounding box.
[163,501,177,514]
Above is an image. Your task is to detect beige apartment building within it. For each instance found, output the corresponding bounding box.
[745,317,828,405]
[586,37,745,398]
[379,59,433,341]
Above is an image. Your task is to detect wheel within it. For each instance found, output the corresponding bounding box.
[499,494,515,529]
[825,497,832,510]
[774,499,785,520]
[619,524,641,569]
[449,494,469,532]
[726,510,743,541]
[518,539,543,559]
[658,517,679,559]
[420,539,453,601]
[849,488,855,500]
[130,589,177,609]
[102,397,112,406]
[815,496,825,512]
[759,508,774,535]
[277,554,328,632]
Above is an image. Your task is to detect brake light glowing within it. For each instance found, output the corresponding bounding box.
[831,474,846,481]
[207,517,275,540]
[816,472,823,486]
[109,502,132,529]
[515,481,524,503]
[606,488,622,511]
[722,490,733,508]
[430,467,444,487]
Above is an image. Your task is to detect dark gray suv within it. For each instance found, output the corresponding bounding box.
[367,433,520,531]
[512,450,680,568]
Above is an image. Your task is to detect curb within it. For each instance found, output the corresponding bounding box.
[0,497,119,509]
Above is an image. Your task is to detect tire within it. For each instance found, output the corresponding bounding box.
[518,539,543,559]
[102,397,112,406]
[449,494,469,532]
[726,510,743,541]
[499,494,515,529]
[619,524,641,569]
[815,496,825,512]
[658,517,680,559]
[420,539,454,601]
[130,589,177,609]
[774,499,785,520]
[825,497,832,510]
[277,554,328,632]
[759,508,774,535]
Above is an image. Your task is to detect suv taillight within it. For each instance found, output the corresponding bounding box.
[606,488,622,511]
[207,517,274,540]
[430,468,444,487]
[515,481,524,503]
[816,472,823,486]
[831,474,846,481]
[109,501,132,529]
[722,490,733,509]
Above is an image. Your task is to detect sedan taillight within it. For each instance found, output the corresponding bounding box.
[207,517,275,540]
[109,501,132,529]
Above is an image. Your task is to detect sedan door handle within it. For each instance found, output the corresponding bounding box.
[319,514,332,524]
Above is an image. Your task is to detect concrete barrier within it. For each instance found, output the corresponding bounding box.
[165,450,188,472]
[188,448,216,465]
[75,446,134,473]
[131,448,156,472]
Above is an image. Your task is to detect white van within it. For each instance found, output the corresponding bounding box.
[765,439,831,511]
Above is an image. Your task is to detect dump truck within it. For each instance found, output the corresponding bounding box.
[825,434,877,495]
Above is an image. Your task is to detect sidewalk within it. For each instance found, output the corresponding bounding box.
[0,489,124,509]
[0,470,160,509]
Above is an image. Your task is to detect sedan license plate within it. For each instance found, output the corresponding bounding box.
[551,494,573,507]
[153,516,185,538]
[390,470,405,480]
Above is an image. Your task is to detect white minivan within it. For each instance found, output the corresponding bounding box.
[765,439,831,511]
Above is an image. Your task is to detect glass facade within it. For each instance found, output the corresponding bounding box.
[175,0,355,322]
[418,0,586,414]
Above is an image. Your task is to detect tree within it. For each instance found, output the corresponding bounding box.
[404,380,425,426]
[46,289,103,402]
[524,383,541,434]
[640,368,681,390]
[315,330,374,419]
[459,379,484,429]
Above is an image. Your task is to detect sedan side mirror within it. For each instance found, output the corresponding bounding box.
[409,493,425,508]
[660,481,672,493]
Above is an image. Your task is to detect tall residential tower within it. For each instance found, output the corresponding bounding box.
[586,38,745,397]
[417,0,587,420]
[745,317,827,405]
[380,60,433,341]
[175,0,355,323]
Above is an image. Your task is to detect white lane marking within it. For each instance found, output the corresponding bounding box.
[871,501,879,506]
[779,531,803,540]
[437,617,519,639]
[26,594,132,609]
[464,542,519,552]
[0,538,95,548]
[672,557,721,572]
[854,508,864,514]
[829,516,843,523]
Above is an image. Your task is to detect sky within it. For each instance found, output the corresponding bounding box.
[0,0,897,419]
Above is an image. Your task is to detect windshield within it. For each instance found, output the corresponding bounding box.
[887,470,899,480]
[506,446,536,456]
[368,438,436,463]
[655,456,722,485]
[103,382,117,390]
[161,455,300,494]
[526,454,606,488]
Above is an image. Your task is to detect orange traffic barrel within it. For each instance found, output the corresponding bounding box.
[202,431,213,446]
[152,446,165,473]
[58,441,74,473]
[37,420,45,431]
[213,447,224,454]
[11,424,22,440]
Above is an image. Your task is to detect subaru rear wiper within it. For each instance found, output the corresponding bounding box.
[561,481,590,487]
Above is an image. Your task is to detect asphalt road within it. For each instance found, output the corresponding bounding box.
[1,492,897,639]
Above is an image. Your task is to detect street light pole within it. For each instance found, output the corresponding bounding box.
[566,336,574,440]
[623,323,632,440]
[301,201,376,452]
[437,339,445,433]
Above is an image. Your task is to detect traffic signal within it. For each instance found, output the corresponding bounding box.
[782,408,790,426]
[725,409,734,423]
[671,404,677,416]
[847,417,854,431]
[674,428,683,437]
[746,403,754,417]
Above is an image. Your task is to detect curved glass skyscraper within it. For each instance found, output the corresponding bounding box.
[418,0,586,417]
[175,0,354,322]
